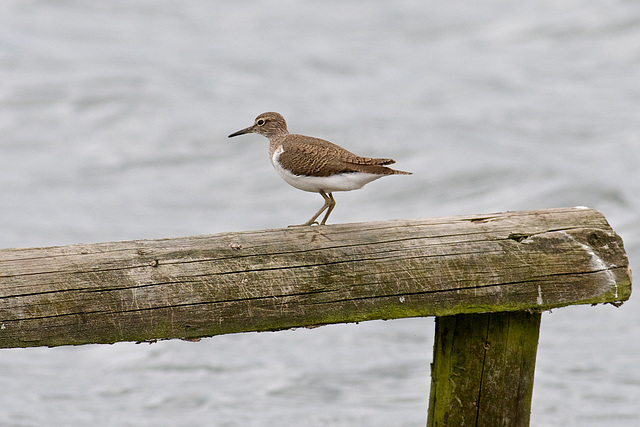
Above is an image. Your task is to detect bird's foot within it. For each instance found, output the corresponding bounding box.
[288,221,320,227]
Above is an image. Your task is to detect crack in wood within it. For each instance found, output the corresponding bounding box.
[0,208,630,349]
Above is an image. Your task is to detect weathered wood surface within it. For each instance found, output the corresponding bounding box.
[427,312,541,427]
[0,207,631,348]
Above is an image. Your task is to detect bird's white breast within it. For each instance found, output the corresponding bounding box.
[270,145,383,193]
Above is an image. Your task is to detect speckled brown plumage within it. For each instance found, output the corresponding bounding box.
[229,112,411,226]
[277,134,406,177]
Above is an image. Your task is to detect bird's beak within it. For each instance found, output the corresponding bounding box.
[228,125,254,138]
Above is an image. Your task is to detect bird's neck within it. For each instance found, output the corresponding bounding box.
[267,133,288,157]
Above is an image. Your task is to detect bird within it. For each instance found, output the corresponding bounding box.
[228,112,411,226]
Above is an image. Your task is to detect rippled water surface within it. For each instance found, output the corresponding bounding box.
[1,1,639,426]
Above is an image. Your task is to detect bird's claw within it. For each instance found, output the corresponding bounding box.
[288,221,319,227]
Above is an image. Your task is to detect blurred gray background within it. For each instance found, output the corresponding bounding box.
[1,1,639,426]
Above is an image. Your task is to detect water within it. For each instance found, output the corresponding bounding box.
[1,1,639,425]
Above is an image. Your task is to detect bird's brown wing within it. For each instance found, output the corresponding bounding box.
[279,135,406,177]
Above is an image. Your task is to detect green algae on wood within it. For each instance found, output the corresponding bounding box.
[427,312,541,427]
[0,207,631,349]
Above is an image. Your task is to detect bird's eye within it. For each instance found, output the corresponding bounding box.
[257,119,265,126]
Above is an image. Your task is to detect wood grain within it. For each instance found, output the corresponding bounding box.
[428,312,541,426]
[0,207,631,348]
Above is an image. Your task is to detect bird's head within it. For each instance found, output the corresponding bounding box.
[228,112,289,139]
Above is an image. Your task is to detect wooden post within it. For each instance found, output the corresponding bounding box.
[0,207,632,425]
[428,312,541,427]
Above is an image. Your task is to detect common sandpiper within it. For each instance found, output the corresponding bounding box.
[229,112,411,226]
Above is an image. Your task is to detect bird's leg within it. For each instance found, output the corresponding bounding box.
[319,192,335,225]
[293,190,331,227]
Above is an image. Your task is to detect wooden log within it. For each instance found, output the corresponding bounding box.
[427,312,541,427]
[0,207,631,348]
